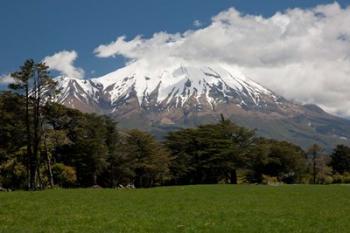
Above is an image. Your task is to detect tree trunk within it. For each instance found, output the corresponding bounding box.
[32,72,40,189]
[313,153,317,184]
[93,172,98,186]
[230,169,237,184]
[110,164,116,188]
[25,83,34,190]
[36,162,42,189]
[44,136,54,188]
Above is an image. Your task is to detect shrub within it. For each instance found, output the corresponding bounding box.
[52,163,77,187]
[262,175,279,185]
[0,158,26,189]
[321,176,334,185]
[299,174,312,184]
[332,173,343,183]
[342,172,350,183]
[332,172,350,184]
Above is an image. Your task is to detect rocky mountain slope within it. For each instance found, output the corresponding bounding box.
[53,62,350,150]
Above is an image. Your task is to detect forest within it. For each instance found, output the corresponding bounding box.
[1,60,350,190]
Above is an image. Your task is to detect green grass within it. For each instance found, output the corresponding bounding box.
[0,185,350,233]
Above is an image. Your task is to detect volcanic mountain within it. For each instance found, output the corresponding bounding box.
[53,61,350,150]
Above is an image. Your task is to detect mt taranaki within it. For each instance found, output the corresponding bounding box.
[52,60,350,150]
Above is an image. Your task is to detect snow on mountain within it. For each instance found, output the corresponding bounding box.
[55,61,283,113]
[54,76,104,112]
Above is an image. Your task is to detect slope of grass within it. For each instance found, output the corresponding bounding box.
[0,185,349,233]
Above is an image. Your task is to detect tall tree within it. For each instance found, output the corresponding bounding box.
[252,139,307,183]
[307,144,322,184]
[330,145,350,174]
[217,117,256,184]
[165,117,256,185]
[9,60,35,189]
[0,92,27,189]
[124,129,171,187]
[9,60,57,190]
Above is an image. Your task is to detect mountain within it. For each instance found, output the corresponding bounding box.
[53,61,350,150]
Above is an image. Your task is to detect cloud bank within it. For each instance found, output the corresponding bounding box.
[94,3,350,117]
[43,50,85,79]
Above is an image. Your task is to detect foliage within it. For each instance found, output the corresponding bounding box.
[261,174,280,185]
[165,118,256,185]
[7,60,57,190]
[52,163,77,187]
[122,129,172,187]
[330,145,350,174]
[238,138,307,184]
[0,151,26,189]
[307,144,322,184]
[333,172,350,184]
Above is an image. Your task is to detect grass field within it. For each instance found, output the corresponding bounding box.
[0,185,350,233]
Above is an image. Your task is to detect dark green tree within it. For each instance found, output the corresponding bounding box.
[8,60,35,189]
[101,116,121,187]
[124,129,171,187]
[165,117,256,185]
[251,139,307,183]
[330,145,350,174]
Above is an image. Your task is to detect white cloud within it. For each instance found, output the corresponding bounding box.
[94,35,143,58]
[43,50,85,79]
[94,3,350,117]
[0,74,14,84]
[193,20,202,27]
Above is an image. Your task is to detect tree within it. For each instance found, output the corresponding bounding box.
[330,145,350,174]
[217,117,256,184]
[165,117,256,185]
[313,155,333,184]
[165,128,199,185]
[0,92,27,189]
[124,129,171,187]
[31,63,57,189]
[65,114,108,186]
[251,139,307,183]
[42,104,119,187]
[307,144,322,184]
[41,128,70,187]
[9,60,35,189]
[52,163,77,187]
[8,60,57,190]
[103,117,120,187]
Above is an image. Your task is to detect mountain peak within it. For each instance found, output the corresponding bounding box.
[52,62,350,150]
[80,62,278,111]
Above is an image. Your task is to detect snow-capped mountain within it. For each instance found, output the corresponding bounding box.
[54,62,350,150]
[55,62,285,113]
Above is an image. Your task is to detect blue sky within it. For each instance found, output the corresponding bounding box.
[1,0,349,78]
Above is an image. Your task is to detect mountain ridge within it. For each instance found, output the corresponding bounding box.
[52,62,350,150]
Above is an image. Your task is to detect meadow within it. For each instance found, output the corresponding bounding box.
[0,185,349,233]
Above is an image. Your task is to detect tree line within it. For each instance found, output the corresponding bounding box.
[1,60,350,190]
